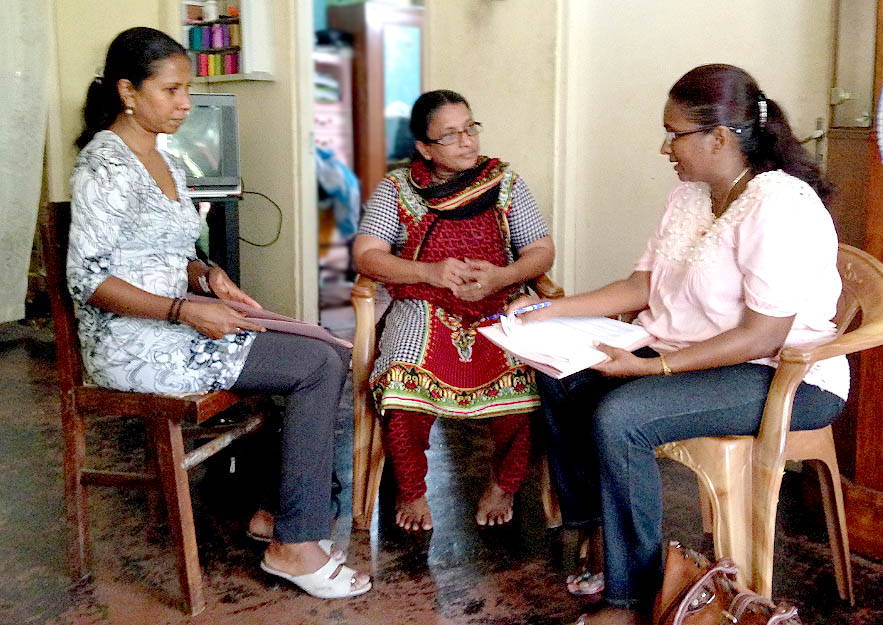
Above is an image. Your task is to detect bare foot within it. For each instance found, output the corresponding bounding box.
[263,540,371,593]
[395,496,433,531]
[247,509,274,542]
[249,511,345,561]
[475,481,514,526]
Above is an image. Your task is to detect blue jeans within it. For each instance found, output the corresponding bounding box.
[536,357,845,608]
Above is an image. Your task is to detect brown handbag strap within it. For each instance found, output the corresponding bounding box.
[729,592,799,625]
[671,559,740,625]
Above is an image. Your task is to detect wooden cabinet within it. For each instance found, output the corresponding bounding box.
[825,0,883,561]
[328,2,424,202]
[313,48,354,168]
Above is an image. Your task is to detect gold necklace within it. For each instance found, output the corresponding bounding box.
[714,166,751,217]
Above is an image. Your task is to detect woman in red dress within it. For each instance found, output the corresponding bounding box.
[353,90,555,531]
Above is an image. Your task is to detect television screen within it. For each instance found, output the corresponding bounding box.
[166,103,223,178]
[158,93,240,197]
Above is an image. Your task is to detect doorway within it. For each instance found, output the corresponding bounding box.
[308,0,426,340]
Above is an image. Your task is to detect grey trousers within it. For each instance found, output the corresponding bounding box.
[231,330,349,543]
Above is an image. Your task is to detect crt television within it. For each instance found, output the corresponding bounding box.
[158,93,241,197]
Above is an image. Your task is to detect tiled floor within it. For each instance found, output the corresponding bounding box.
[2,297,883,625]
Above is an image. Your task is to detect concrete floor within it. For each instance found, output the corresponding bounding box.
[3,289,883,625]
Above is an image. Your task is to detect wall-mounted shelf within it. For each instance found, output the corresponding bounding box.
[192,72,274,84]
[181,1,274,81]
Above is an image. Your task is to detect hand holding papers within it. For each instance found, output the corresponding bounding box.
[186,294,352,349]
[478,316,652,379]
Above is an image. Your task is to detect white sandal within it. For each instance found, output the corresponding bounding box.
[318,539,346,562]
[566,570,604,597]
[261,557,371,599]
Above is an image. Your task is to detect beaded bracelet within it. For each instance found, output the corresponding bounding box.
[166,297,178,322]
[167,297,184,324]
[173,299,186,324]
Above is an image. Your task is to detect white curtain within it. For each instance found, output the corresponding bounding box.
[0,0,51,322]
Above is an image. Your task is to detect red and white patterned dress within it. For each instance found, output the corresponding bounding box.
[358,158,550,420]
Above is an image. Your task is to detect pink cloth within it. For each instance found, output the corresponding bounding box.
[633,170,848,400]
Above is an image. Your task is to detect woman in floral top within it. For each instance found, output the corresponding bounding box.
[69,27,369,599]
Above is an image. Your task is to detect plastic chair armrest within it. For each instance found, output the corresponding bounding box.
[529,274,564,300]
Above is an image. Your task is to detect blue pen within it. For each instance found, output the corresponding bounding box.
[487,301,552,321]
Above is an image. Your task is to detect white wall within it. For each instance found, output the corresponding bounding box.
[425,0,836,295]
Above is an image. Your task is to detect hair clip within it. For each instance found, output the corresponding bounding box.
[757,92,768,128]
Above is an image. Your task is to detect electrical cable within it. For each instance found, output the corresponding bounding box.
[238,177,282,247]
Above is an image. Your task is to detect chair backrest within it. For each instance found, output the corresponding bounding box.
[39,202,84,393]
[835,244,883,336]
[758,243,883,452]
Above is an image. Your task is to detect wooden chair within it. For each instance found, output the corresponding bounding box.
[40,202,273,616]
[656,244,883,603]
[350,274,565,530]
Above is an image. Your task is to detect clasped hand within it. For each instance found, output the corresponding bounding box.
[427,257,502,301]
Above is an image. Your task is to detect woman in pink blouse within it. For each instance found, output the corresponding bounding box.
[510,65,847,624]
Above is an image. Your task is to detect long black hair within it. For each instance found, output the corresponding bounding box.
[669,64,833,205]
[75,27,187,149]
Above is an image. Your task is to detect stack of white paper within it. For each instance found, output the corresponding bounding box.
[478,316,652,379]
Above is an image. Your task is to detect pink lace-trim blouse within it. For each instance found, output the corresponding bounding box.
[633,170,849,400]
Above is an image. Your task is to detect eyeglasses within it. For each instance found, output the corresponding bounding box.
[425,121,483,146]
[663,125,718,146]
[663,124,745,147]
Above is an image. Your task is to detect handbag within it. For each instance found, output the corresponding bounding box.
[653,541,802,625]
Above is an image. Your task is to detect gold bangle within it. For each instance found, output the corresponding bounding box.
[659,353,672,376]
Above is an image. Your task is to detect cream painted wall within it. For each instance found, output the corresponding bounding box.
[48,1,166,195]
[424,0,558,224]
[563,1,836,293]
[425,0,835,295]
[49,0,835,318]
